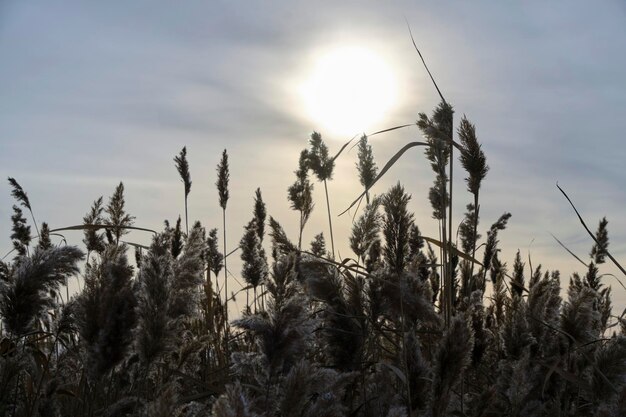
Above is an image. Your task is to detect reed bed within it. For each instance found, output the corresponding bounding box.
[1,55,625,417]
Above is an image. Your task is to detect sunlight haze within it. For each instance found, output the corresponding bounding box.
[1,0,625,313]
[299,45,398,137]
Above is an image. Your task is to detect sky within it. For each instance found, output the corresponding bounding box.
[1,0,625,314]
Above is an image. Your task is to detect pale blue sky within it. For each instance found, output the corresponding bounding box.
[1,1,625,310]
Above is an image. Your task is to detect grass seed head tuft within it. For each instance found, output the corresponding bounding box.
[306,131,334,182]
[1,246,83,335]
[457,116,489,196]
[590,217,609,265]
[356,134,378,192]
[104,182,135,244]
[217,149,230,210]
[174,146,192,198]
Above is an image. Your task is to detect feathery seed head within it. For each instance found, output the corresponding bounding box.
[1,246,84,336]
[82,196,106,254]
[216,149,230,210]
[356,134,378,190]
[8,177,32,211]
[38,222,52,250]
[254,188,266,242]
[458,203,480,255]
[269,217,298,257]
[10,205,31,257]
[206,228,224,278]
[170,216,184,258]
[76,245,136,378]
[310,233,326,258]
[350,197,381,259]
[458,116,489,196]
[306,131,334,182]
[590,217,609,265]
[174,146,192,197]
[104,182,135,244]
[240,218,269,289]
[382,183,414,273]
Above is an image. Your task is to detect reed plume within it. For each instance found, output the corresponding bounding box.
[309,233,326,258]
[234,294,311,375]
[431,313,473,417]
[458,116,488,279]
[561,285,601,346]
[254,188,266,242]
[382,183,413,274]
[206,228,224,279]
[502,296,534,359]
[82,196,106,256]
[10,205,31,257]
[240,218,268,311]
[306,132,336,259]
[8,177,39,237]
[169,216,184,258]
[458,116,488,197]
[418,102,454,326]
[350,196,381,261]
[458,204,480,297]
[300,258,364,371]
[356,134,378,204]
[591,336,626,402]
[135,234,174,365]
[482,212,512,282]
[590,217,609,265]
[287,150,314,250]
[403,330,432,413]
[75,245,135,378]
[1,246,83,336]
[216,149,230,322]
[104,182,135,245]
[37,222,52,250]
[265,254,298,311]
[511,250,525,298]
[170,221,206,319]
[174,146,192,234]
[269,217,298,257]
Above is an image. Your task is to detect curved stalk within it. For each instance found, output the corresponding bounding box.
[323,179,335,260]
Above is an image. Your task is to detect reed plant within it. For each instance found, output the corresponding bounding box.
[216,150,230,322]
[1,45,625,417]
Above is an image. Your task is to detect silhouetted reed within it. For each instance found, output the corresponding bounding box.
[76,245,135,379]
[1,245,83,336]
[2,51,626,417]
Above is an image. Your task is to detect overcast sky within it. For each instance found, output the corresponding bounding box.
[1,0,625,311]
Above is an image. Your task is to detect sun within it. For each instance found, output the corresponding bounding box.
[300,46,398,137]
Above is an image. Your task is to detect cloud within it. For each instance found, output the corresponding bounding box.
[1,0,626,310]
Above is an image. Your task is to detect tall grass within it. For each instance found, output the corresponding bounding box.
[1,52,625,417]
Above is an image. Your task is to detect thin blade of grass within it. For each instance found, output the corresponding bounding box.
[339,141,430,216]
[120,240,150,250]
[370,123,414,137]
[557,183,626,276]
[549,232,588,268]
[224,246,240,259]
[1,248,15,260]
[50,224,157,235]
[348,123,416,152]
[598,273,626,293]
[331,134,359,163]
[405,19,446,104]
[420,235,483,265]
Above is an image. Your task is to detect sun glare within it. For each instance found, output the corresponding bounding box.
[300,46,398,137]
